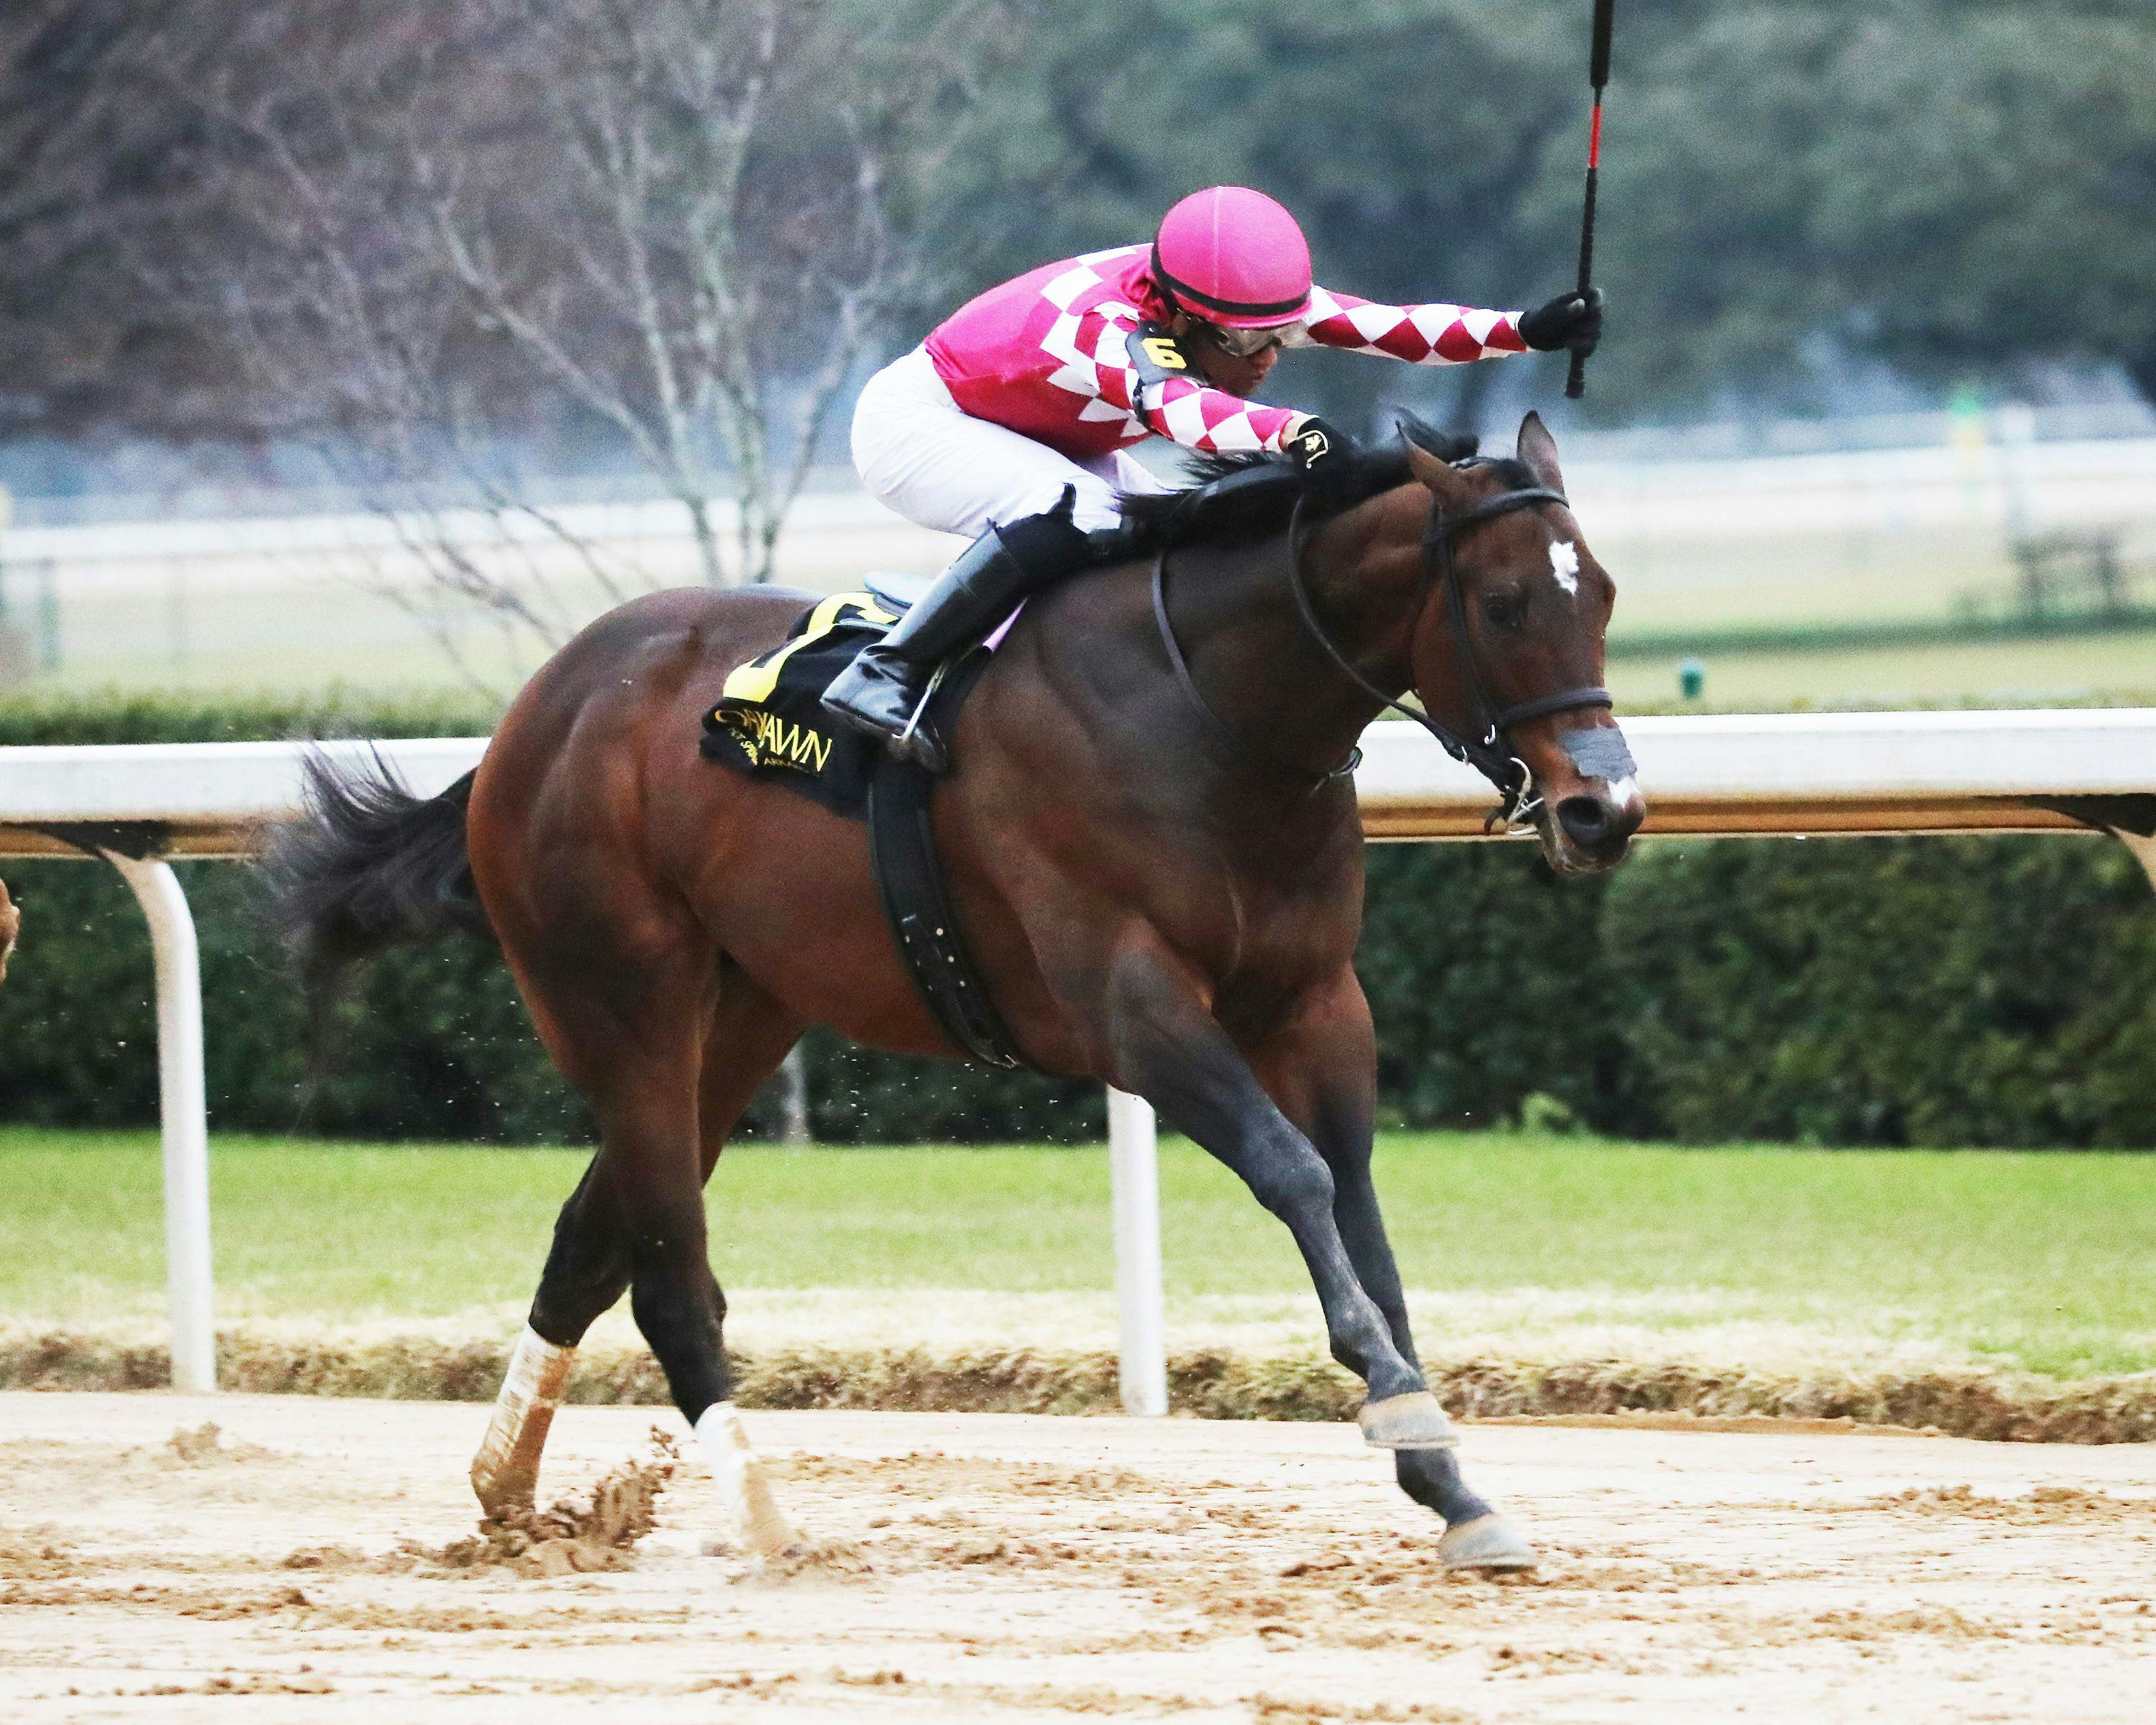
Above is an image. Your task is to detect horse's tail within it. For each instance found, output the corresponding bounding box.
[263,750,492,1011]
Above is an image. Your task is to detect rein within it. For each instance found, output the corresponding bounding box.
[1153,477,1613,827]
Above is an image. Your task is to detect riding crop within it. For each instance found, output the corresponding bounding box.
[1565,0,1616,400]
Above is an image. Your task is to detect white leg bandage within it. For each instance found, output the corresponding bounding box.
[694,1401,798,1558]
[469,1324,577,1515]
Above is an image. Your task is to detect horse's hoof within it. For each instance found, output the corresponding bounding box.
[469,1463,534,1522]
[1358,1391,1460,1450]
[696,1402,800,1559]
[1439,1513,1538,1572]
[469,1445,533,1518]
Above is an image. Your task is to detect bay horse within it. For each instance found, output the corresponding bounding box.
[272,412,1642,1571]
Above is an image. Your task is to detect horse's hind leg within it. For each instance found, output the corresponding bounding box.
[671,973,809,1553]
[471,946,801,1555]
[479,969,801,1492]
[470,1152,616,1517]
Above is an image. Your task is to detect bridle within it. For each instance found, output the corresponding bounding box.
[1298,481,1614,829]
[1153,470,1613,829]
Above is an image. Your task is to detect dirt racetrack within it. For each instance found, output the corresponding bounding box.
[2,1392,2152,1722]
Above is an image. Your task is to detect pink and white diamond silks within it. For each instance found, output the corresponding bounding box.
[923,244,1526,464]
[1299,287,1529,366]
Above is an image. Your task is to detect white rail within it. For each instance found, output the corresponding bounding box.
[4,712,2155,1408]
[0,737,485,857]
[5,709,2153,860]
[1358,707,2156,837]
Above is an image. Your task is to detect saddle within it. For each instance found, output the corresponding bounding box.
[701,586,1030,1070]
[701,584,918,816]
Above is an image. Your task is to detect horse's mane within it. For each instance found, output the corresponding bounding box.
[1113,413,1537,556]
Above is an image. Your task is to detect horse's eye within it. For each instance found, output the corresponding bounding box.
[1483,592,1528,632]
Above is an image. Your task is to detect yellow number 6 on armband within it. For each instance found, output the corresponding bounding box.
[1140,336,1187,372]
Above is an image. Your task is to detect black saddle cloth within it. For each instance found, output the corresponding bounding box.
[699,589,1027,1068]
[701,590,974,819]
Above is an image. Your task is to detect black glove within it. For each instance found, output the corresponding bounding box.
[1284,415,1343,469]
[1003,484,1093,567]
[1519,287,1604,355]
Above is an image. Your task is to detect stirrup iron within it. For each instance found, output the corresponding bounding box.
[893,660,953,765]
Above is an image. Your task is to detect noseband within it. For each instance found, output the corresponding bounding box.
[1152,474,1613,829]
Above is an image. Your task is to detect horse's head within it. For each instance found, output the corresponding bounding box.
[1401,413,1644,875]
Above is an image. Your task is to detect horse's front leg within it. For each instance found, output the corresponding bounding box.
[1102,941,1451,1446]
[1248,969,1538,1570]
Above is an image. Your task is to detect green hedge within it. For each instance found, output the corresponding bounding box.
[0,689,504,746]
[3,694,2153,1147]
[1597,834,2156,1148]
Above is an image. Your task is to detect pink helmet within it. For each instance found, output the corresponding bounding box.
[1151,186,1313,329]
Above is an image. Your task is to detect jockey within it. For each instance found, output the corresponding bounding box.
[824,185,1602,770]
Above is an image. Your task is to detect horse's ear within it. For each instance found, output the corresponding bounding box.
[1403,433,1478,505]
[1516,411,1565,493]
[1395,410,1478,464]
[1399,413,1480,503]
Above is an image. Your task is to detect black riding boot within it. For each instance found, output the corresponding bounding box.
[822,491,1093,773]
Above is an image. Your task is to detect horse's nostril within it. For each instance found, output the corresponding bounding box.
[1557,794,1614,849]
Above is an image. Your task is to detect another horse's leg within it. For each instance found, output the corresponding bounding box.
[1102,941,1448,1443]
[1248,972,1537,1570]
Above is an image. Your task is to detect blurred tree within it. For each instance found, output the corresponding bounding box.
[1821,6,2156,401]
[1606,1,2156,409]
[923,0,1586,434]
[172,0,985,607]
[0,1,248,445]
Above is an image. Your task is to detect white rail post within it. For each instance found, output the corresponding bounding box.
[1106,1087,1168,1416]
[105,854,216,1394]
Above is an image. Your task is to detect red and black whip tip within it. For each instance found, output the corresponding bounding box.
[1565,0,1616,401]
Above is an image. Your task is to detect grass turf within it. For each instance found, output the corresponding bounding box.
[2,1128,2152,1383]
[1606,624,2156,712]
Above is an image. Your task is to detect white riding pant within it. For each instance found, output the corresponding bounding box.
[850,346,1167,542]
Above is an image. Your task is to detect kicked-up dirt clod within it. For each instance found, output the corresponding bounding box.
[423,1426,680,1577]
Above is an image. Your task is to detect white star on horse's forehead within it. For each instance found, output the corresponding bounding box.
[1549,540,1581,595]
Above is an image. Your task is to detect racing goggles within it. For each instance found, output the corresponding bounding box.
[1201,319,1303,359]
